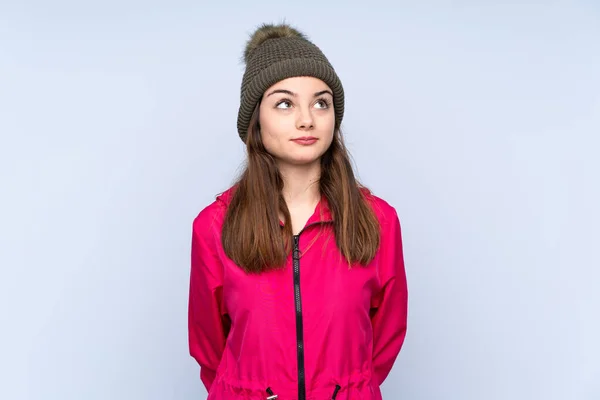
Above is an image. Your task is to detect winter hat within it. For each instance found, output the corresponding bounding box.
[237,23,345,143]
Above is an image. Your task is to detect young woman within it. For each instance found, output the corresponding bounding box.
[188,23,408,400]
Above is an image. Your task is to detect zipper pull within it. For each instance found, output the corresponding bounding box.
[266,387,278,400]
[293,235,300,259]
[331,384,341,399]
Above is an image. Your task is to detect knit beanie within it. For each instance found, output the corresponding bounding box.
[237,23,345,143]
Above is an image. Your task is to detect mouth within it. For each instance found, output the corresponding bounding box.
[291,136,318,145]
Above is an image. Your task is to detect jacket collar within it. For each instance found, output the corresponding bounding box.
[303,194,333,225]
[216,186,334,226]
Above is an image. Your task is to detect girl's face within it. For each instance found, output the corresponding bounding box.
[258,76,335,167]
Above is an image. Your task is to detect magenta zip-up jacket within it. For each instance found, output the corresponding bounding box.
[188,186,408,399]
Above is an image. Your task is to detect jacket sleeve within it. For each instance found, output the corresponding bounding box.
[370,208,408,386]
[188,212,229,393]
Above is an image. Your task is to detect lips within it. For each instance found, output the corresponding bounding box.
[291,137,318,145]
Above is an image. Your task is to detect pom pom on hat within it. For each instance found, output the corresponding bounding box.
[243,23,307,64]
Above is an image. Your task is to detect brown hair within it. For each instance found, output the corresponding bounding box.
[222,103,380,273]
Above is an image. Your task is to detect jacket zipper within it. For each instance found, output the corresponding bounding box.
[290,221,332,399]
[292,234,307,400]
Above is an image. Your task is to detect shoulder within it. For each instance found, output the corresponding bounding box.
[360,187,400,226]
[192,187,232,239]
[193,201,224,235]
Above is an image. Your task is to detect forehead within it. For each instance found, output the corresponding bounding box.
[266,76,332,94]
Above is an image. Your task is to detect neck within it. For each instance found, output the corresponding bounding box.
[278,161,321,207]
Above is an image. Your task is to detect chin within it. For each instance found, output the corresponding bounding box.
[283,153,323,166]
[270,144,330,166]
[291,158,321,166]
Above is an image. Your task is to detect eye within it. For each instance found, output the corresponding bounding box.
[314,98,331,109]
[275,99,292,109]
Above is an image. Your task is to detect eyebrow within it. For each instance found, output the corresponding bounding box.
[266,89,334,98]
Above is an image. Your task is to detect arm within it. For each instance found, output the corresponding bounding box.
[188,211,229,393]
[370,208,408,385]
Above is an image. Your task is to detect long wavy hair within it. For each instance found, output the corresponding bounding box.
[221,103,380,273]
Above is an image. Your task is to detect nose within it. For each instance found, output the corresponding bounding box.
[296,107,314,131]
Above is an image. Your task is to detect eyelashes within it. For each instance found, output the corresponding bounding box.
[274,99,292,109]
[317,98,332,108]
[275,97,332,110]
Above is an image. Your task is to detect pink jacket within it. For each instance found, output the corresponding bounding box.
[188,186,408,400]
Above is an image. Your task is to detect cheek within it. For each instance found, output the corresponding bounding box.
[316,112,335,136]
[319,115,336,144]
[260,118,280,139]
[261,130,281,153]
[259,111,292,145]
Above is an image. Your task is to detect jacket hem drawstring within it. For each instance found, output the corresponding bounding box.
[265,384,341,399]
[331,384,342,399]
[266,387,278,399]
